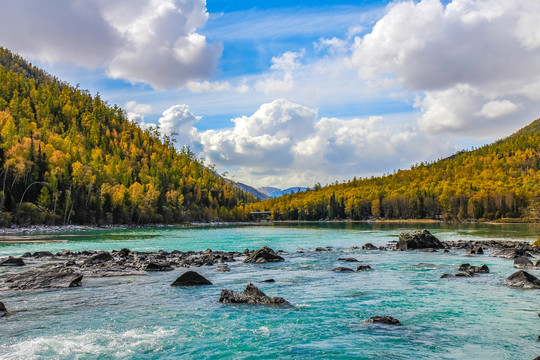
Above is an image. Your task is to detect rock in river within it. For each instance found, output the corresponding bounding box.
[3,267,83,290]
[0,256,25,266]
[362,243,378,250]
[357,265,373,271]
[215,264,231,272]
[219,283,290,306]
[367,316,401,326]
[503,270,540,289]
[243,246,284,263]
[457,263,489,273]
[144,262,173,271]
[0,301,6,317]
[396,230,443,250]
[513,257,535,269]
[493,249,531,259]
[171,271,212,286]
[332,267,355,272]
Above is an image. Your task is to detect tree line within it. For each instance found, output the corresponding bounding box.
[0,47,256,226]
[247,120,540,221]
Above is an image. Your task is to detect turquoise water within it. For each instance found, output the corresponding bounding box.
[0,223,539,359]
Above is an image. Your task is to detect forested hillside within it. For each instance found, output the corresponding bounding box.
[248,119,540,221]
[0,47,256,226]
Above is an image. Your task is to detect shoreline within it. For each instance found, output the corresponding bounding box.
[0,222,262,236]
[0,218,536,236]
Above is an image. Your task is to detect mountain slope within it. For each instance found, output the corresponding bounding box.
[0,47,257,226]
[234,183,269,200]
[248,119,540,221]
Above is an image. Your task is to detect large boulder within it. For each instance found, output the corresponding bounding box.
[396,230,443,250]
[171,271,212,286]
[243,246,284,263]
[0,256,25,266]
[3,267,83,290]
[367,316,401,326]
[493,249,531,259]
[0,301,6,317]
[503,270,540,289]
[513,257,535,269]
[219,283,290,306]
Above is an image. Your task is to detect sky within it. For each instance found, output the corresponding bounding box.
[2,0,540,188]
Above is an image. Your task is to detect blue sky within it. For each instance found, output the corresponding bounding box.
[1,0,540,187]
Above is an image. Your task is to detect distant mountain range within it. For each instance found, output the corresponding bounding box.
[234,184,307,200]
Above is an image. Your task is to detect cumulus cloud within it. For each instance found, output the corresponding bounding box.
[0,0,221,88]
[189,99,442,187]
[158,105,201,148]
[349,0,540,135]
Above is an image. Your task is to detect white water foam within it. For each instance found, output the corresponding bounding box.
[0,327,177,360]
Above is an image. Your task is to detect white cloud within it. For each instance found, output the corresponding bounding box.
[190,99,446,187]
[185,81,232,93]
[255,51,304,94]
[476,100,521,119]
[158,104,200,147]
[350,0,540,135]
[125,101,152,114]
[0,0,221,89]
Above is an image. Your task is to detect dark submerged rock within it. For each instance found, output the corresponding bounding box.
[171,271,212,286]
[332,267,355,272]
[396,230,443,250]
[367,316,401,326]
[357,265,372,271]
[315,247,327,252]
[338,257,359,262]
[0,256,25,266]
[218,283,290,306]
[441,272,475,278]
[503,270,540,289]
[414,263,439,269]
[243,246,284,263]
[0,301,6,317]
[3,267,83,290]
[262,278,275,283]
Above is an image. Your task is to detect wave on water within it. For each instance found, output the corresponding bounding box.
[0,327,178,360]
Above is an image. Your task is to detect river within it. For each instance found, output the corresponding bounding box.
[0,222,539,359]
